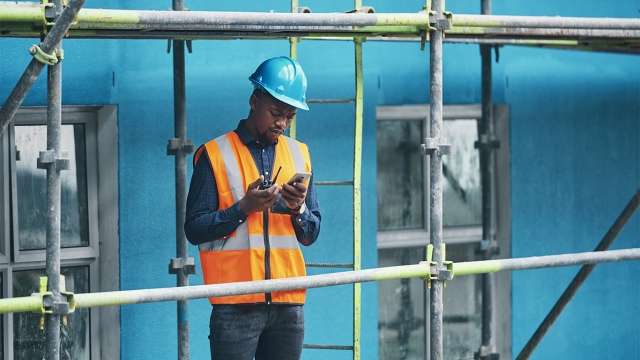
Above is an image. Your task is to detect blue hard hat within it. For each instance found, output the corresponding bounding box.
[249,56,309,111]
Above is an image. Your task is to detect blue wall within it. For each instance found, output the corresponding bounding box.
[494,2,640,359]
[1,0,638,359]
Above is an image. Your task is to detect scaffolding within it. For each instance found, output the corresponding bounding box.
[0,1,639,360]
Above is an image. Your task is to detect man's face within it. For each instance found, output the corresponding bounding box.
[249,90,297,144]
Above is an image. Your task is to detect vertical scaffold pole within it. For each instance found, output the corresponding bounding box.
[428,0,445,359]
[478,0,499,359]
[288,0,299,139]
[352,5,364,360]
[169,1,194,359]
[353,32,363,360]
[45,1,64,358]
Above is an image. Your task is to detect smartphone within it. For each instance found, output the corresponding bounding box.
[287,172,312,187]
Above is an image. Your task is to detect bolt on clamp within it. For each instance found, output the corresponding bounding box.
[34,276,76,330]
[428,10,453,31]
[29,44,64,66]
[169,257,196,275]
[37,150,70,171]
[42,0,77,32]
[422,243,454,288]
[474,134,500,150]
[422,137,451,156]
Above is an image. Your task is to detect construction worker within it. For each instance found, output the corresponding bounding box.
[184,56,321,360]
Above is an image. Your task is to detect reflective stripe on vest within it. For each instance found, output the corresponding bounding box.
[197,131,311,304]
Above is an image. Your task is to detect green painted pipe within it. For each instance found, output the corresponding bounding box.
[0,295,42,314]
[0,248,638,315]
[353,33,365,360]
[0,3,43,23]
[453,259,502,276]
[73,9,141,29]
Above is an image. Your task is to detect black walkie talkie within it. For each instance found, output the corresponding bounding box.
[260,166,282,190]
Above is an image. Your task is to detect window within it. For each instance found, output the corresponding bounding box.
[377,104,511,359]
[0,106,119,360]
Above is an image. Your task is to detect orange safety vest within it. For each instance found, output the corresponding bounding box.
[196,131,312,305]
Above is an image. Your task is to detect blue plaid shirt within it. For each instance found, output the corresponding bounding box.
[184,120,321,246]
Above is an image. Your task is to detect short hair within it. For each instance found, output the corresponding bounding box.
[252,87,292,110]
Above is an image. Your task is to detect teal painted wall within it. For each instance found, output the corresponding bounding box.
[0,0,638,359]
[494,2,640,359]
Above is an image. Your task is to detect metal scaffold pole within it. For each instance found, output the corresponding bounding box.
[2,4,640,49]
[427,0,446,359]
[288,0,299,139]
[353,22,364,360]
[1,248,639,315]
[44,1,65,358]
[167,1,195,359]
[477,0,499,359]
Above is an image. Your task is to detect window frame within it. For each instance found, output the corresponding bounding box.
[0,130,9,264]
[2,260,96,360]
[376,104,507,248]
[9,109,101,264]
[375,103,512,359]
[0,105,119,360]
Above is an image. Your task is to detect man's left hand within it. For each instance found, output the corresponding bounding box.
[282,181,307,211]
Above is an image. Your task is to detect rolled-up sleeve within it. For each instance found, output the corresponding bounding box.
[184,151,247,245]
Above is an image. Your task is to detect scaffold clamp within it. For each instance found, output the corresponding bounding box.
[474,134,500,150]
[42,0,77,32]
[422,137,451,156]
[37,150,70,171]
[167,138,195,156]
[424,244,454,288]
[347,6,375,14]
[428,10,452,31]
[29,44,64,66]
[169,256,196,275]
[34,276,76,317]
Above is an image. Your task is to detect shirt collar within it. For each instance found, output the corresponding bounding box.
[234,119,279,146]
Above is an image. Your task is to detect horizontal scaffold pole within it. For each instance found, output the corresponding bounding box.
[1,3,640,42]
[453,14,640,30]
[0,248,638,315]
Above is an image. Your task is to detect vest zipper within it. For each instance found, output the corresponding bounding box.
[263,208,272,304]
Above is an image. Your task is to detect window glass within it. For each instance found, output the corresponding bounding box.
[12,266,90,360]
[442,119,482,227]
[442,244,482,359]
[377,120,424,231]
[378,247,426,360]
[14,125,89,250]
[1,134,7,258]
[378,245,483,360]
[376,118,482,231]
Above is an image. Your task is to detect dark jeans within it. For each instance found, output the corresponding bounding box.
[209,304,304,360]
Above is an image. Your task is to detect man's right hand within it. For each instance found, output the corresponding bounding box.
[238,176,281,215]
